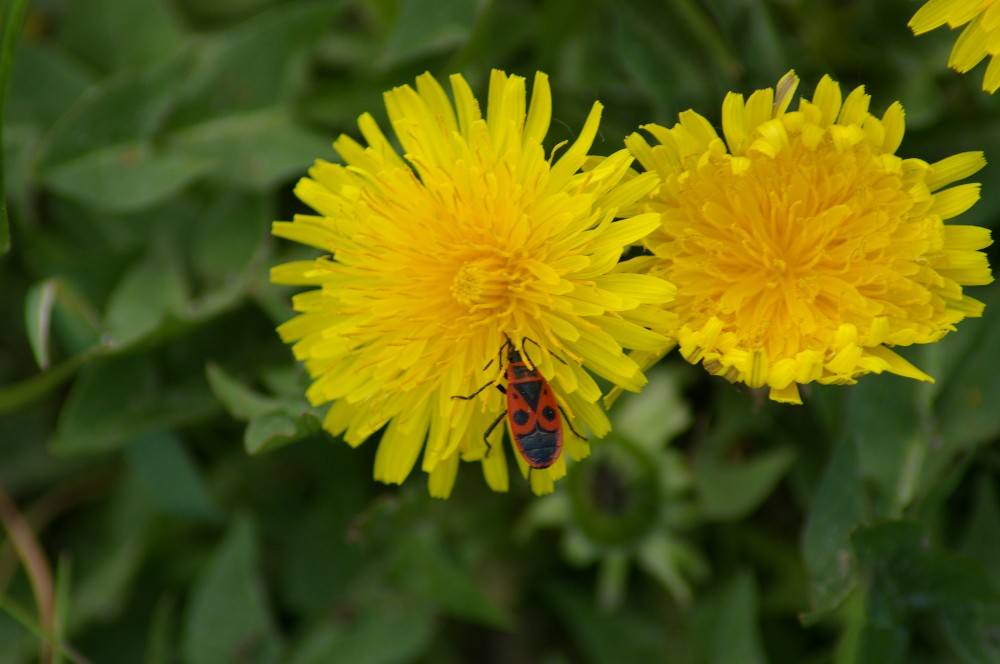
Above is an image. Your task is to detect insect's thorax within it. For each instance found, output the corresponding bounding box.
[506,348,538,381]
[509,374,543,410]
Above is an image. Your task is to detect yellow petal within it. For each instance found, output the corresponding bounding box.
[927,152,986,190]
[931,182,981,219]
[769,383,802,404]
[428,451,461,498]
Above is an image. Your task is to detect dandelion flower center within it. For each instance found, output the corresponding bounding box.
[451,253,518,311]
[675,138,915,359]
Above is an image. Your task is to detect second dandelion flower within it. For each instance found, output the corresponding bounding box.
[626,71,993,405]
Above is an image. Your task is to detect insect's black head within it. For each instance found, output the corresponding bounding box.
[501,333,521,364]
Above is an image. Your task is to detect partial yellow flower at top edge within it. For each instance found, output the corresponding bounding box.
[626,71,993,405]
[271,70,676,497]
[910,0,1000,93]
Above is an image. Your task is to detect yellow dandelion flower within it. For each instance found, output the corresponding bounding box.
[626,71,993,405]
[909,0,1000,93]
[272,70,675,497]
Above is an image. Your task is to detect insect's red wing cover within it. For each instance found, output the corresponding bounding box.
[507,384,538,436]
[535,383,561,433]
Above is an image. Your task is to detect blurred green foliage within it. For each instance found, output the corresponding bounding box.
[2,0,1000,662]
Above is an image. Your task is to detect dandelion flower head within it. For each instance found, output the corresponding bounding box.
[626,71,993,404]
[910,0,1000,93]
[272,70,675,496]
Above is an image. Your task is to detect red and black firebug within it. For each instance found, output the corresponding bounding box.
[453,336,585,469]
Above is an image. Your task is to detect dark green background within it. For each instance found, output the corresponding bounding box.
[2,0,999,662]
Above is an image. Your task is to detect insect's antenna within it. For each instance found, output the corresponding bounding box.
[521,336,569,370]
[480,334,511,373]
[522,336,555,372]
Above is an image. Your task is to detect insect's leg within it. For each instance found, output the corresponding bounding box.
[476,336,511,382]
[458,340,511,399]
[557,405,587,441]
[481,410,505,456]
[451,379,497,401]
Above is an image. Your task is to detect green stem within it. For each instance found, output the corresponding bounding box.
[0,0,31,255]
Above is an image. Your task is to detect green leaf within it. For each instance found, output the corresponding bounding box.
[205,363,282,420]
[169,1,343,126]
[594,551,630,611]
[380,0,486,66]
[71,535,145,628]
[189,189,271,285]
[144,595,178,664]
[695,571,766,664]
[738,1,789,81]
[395,529,513,629]
[54,353,217,454]
[935,301,1000,452]
[288,599,435,664]
[6,43,95,127]
[59,0,186,73]
[32,50,212,212]
[24,278,104,369]
[541,580,672,664]
[850,624,909,664]
[636,532,709,606]
[854,521,1000,606]
[0,40,94,229]
[125,431,222,521]
[181,515,284,664]
[38,54,189,169]
[845,374,928,517]
[960,475,1000,591]
[802,435,867,618]
[301,77,397,129]
[696,445,797,521]
[612,0,736,117]
[937,603,1000,664]
[168,109,330,190]
[279,450,372,616]
[44,144,212,213]
[205,363,322,454]
[611,364,692,453]
[104,252,188,346]
[245,411,322,455]
[849,521,1000,664]
[173,0,279,25]
[2,121,42,228]
[25,279,58,369]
